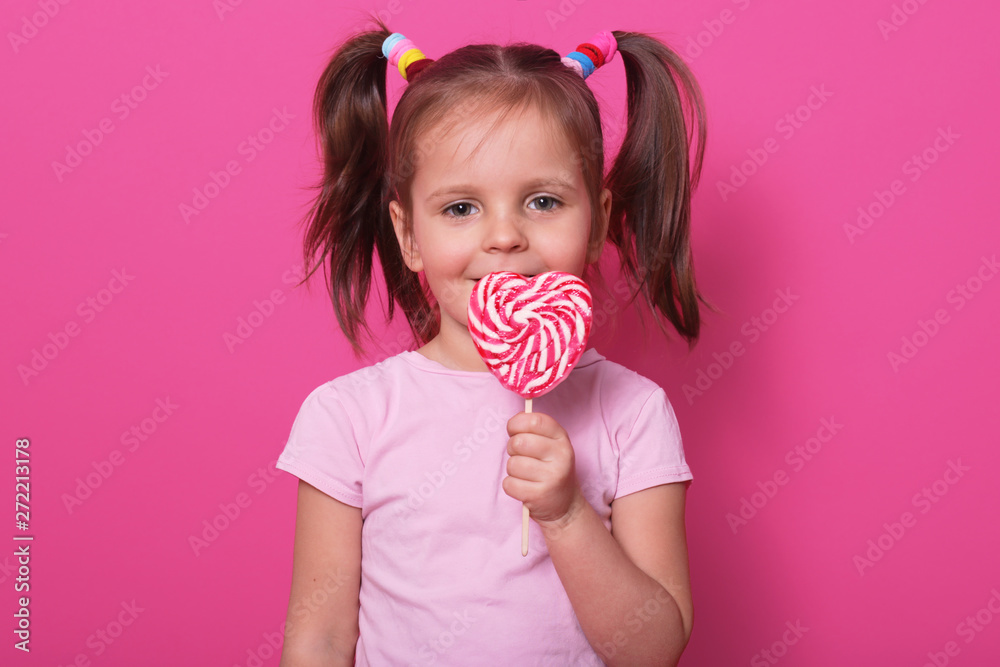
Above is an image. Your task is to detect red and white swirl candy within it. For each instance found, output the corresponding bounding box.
[468,271,593,399]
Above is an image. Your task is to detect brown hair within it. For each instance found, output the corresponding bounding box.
[298,16,713,356]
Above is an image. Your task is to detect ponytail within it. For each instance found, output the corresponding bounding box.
[297,23,713,355]
[297,18,433,356]
[606,31,716,348]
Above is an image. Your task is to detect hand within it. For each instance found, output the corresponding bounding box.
[503,411,586,527]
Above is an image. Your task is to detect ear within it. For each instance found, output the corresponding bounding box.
[389,200,423,273]
[587,187,612,264]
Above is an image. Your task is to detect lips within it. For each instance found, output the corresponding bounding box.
[471,272,539,282]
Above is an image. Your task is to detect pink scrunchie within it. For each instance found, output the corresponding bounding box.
[589,30,617,64]
[388,37,418,66]
[560,57,584,77]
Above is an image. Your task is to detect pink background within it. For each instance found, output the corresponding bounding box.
[3,0,999,664]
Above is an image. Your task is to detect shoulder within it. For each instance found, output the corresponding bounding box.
[574,348,668,411]
[292,352,420,425]
[304,351,426,402]
[583,350,661,390]
[282,353,421,466]
[570,349,686,451]
[324,352,416,393]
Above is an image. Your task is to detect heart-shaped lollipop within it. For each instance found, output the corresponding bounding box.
[468,271,593,557]
[468,271,593,399]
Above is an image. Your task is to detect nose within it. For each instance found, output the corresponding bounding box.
[483,211,527,253]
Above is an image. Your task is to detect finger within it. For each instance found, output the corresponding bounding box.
[506,433,559,459]
[506,454,548,483]
[506,411,566,439]
[501,475,542,504]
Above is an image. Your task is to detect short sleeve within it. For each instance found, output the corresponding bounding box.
[275,384,365,508]
[615,387,693,499]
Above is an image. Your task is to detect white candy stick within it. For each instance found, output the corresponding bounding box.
[522,397,533,556]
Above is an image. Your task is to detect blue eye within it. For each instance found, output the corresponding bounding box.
[530,196,561,212]
[443,202,478,218]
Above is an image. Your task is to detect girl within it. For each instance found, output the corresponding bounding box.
[277,17,710,667]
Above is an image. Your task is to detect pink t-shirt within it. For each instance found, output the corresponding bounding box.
[276,347,693,665]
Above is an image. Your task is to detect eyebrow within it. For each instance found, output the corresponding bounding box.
[426,177,577,201]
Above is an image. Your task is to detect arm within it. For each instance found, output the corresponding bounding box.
[279,480,362,667]
[541,483,692,666]
[505,412,692,666]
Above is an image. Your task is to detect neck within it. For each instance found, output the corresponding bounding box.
[417,319,489,372]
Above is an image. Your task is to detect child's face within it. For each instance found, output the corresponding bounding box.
[390,104,611,340]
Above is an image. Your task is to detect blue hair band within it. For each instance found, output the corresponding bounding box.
[564,51,596,79]
[382,33,406,59]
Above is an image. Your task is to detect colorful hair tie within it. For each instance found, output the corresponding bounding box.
[382,32,434,82]
[563,51,596,78]
[562,30,618,80]
[576,43,604,68]
[560,57,584,78]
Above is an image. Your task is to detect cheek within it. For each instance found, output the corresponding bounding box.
[419,244,465,278]
[415,224,467,271]
[546,216,592,263]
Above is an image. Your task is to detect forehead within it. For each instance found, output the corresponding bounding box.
[411,104,581,193]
